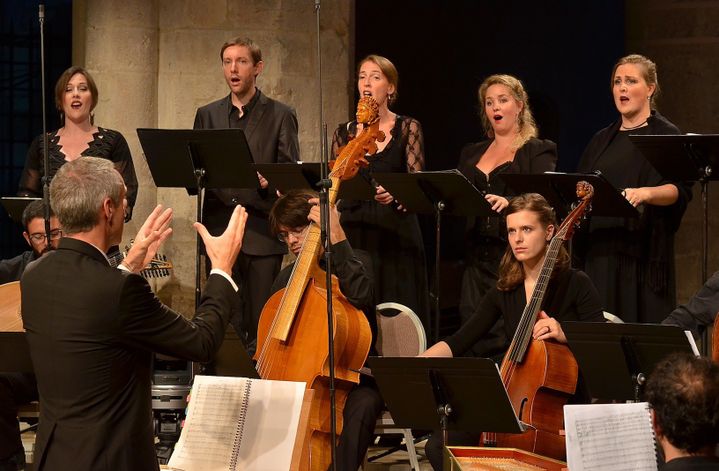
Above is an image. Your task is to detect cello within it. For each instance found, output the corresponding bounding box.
[254,96,385,470]
[482,181,594,460]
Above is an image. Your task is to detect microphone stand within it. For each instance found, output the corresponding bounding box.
[39,4,52,241]
[314,1,338,469]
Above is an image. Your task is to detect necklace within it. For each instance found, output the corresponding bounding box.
[620,120,648,131]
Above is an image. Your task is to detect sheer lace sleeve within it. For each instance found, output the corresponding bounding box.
[17,136,42,197]
[403,117,425,173]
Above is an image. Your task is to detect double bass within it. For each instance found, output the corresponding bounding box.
[254,97,385,470]
[482,181,594,460]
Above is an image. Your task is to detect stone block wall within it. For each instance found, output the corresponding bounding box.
[626,0,719,303]
[73,0,354,313]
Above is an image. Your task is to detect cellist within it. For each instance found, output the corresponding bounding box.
[268,190,383,471]
[420,193,605,470]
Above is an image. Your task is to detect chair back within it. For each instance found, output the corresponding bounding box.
[603,311,624,324]
[375,302,427,357]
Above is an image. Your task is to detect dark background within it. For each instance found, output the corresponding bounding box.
[0,0,625,264]
[0,0,71,259]
[354,1,625,313]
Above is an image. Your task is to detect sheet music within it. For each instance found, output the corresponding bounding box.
[168,375,305,471]
[564,402,658,471]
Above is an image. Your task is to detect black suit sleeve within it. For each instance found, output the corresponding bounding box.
[277,110,300,164]
[662,271,719,337]
[115,273,238,362]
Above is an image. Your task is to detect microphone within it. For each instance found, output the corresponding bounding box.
[39,4,45,21]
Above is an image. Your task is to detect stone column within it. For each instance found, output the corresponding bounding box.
[626,1,719,303]
[76,0,353,313]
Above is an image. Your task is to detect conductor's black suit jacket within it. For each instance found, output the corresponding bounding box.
[193,90,300,256]
[21,238,237,471]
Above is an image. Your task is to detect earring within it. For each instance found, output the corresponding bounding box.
[90,112,95,125]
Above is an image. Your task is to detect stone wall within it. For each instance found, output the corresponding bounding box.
[73,0,353,314]
[626,1,719,303]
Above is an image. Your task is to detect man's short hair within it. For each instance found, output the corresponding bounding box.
[22,199,55,230]
[645,352,719,453]
[269,189,317,236]
[220,37,262,64]
[50,157,124,234]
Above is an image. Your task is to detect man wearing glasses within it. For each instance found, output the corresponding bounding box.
[268,190,384,471]
[0,199,60,471]
[0,199,62,285]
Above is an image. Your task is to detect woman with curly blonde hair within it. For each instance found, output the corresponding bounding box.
[456,74,557,357]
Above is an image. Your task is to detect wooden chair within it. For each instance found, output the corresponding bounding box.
[370,302,427,470]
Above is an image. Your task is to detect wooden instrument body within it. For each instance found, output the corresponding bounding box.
[481,182,594,461]
[488,338,578,460]
[0,282,23,332]
[256,271,371,470]
[254,98,382,470]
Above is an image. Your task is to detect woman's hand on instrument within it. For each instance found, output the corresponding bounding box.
[308,198,346,245]
[194,205,248,274]
[485,194,509,213]
[533,311,567,344]
[123,204,173,273]
[374,184,395,205]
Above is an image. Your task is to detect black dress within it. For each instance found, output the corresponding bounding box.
[18,127,138,220]
[331,115,430,329]
[457,138,557,357]
[576,111,692,323]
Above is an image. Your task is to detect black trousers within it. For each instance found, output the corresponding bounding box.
[332,378,384,471]
[0,373,37,463]
[222,252,282,356]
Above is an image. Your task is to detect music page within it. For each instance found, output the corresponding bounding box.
[564,402,658,471]
[168,375,306,471]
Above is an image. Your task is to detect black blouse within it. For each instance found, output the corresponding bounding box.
[457,137,557,242]
[18,127,138,220]
[445,269,604,357]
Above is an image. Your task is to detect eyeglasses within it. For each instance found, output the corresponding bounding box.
[277,226,309,242]
[28,229,63,243]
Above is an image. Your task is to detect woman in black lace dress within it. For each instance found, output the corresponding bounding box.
[18,66,138,221]
[331,54,429,329]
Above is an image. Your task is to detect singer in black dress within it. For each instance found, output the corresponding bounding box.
[17,66,138,220]
[457,74,557,357]
[331,54,429,329]
[575,55,692,323]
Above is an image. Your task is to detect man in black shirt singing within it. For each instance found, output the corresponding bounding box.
[193,37,300,355]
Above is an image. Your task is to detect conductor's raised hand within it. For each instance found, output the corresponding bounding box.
[123,205,173,273]
[194,205,248,274]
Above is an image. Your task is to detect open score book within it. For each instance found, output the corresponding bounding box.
[168,375,306,471]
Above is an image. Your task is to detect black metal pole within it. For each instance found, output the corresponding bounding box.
[39,4,52,241]
[314,1,338,469]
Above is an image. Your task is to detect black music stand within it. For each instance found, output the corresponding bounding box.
[253,162,376,200]
[373,170,494,342]
[368,357,524,446]
[0,333,34,373]
[1,197,41,226]
[630,134,719,355]
[501,172,638,220]
[211,328,260,379]
[137,128,258,308]
[562,322,696,402]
